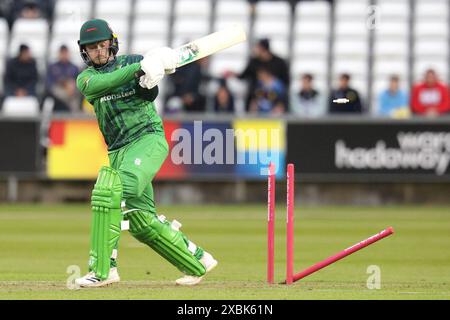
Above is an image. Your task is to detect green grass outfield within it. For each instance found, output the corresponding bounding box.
[0,204,449,300]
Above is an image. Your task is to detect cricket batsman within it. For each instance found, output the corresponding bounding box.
[74,19,217,287]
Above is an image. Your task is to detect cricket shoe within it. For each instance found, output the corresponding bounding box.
[175,252,218,286]
[75,267,120,288]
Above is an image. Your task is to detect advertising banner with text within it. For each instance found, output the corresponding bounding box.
[287,122,450,182]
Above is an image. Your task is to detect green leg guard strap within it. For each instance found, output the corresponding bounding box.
[126,210,206,276]
[89,166,123,280]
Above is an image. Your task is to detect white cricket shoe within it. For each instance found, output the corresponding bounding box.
[175,252,218,286]
[75,267,120,288]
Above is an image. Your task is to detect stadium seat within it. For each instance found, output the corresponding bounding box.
[1,96,40,117]
[415,21,448,38]
[375,23,409,41]
[254,0,291,40]
[54,0,92,22]
[214,19,250,36]
[268,39,289,59]
[49,20,82,65]
[334,20,369,38]
[333,59,367,77]
[0,59,4,93]
[214,0,251,35]
[173,19,210,39]
[99,18,130,53]
[255,1,291,17]
[292,59,328,79]
[416,0,449,19]
[10,18,49,40]
[48,38,82,66]
[414,60,448,81]
[253,19,290,39]
[131,37,169,55]
[253,0,291,58]
[209,56,246,78]
[174,0,211,17]
[133,19,169,38]
[0,19,8,58]
[376,0,410,19]
[293,40,327,58]
[413,0,448,85]
[9,19,49,60]
[216,0,250,17]
[135,0,171,18]
[295,0,330,19]
[334,40,368,57]
[172,0,211,45]
[95,0,133,18]
[415,41,448,57]
[294,20,330,38]
[335,0,369,18]
[373,60,409,78]
[374,41,408,57]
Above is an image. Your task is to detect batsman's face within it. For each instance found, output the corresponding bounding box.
[85,40,111,65]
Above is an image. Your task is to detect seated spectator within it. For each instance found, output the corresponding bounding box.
[290,73,326,117]
[226,38,289,111]
[329,73,363,114]
[411,69,450,117]
[377,75,409,118]
[214,78,235,113]
[165,59,207,113]
[7,0,54,23]
[249,67,287,115]
[4,44,38,97]
[46,45,80,112]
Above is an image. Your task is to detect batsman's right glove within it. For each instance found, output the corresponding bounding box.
[139,54,165,89]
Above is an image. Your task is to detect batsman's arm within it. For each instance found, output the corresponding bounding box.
[77,63,143,100]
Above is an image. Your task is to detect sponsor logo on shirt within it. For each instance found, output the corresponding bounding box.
[100,89,136,103]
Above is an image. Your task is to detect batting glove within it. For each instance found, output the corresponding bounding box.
[145,47,178,74]
[139,54,165,89]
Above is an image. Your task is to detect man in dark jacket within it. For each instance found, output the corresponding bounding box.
[4,44,38,97]
[329,73,363,114]
[235,38,289,111]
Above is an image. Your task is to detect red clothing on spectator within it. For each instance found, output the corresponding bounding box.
[411,82,450,115]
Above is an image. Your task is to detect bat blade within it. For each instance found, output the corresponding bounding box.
[135,24,247,78]
[175,24,247,68]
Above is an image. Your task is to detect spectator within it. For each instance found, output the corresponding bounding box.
[166,59,207,113]
[290,73,325,117]
[377,75,409,118]
[46,45,80,112]
[228,38,289,111]
[249,67,287,115]
[214,78,235,113]
[411,69,450,117]
[329,73,363,114]
[7,0,54,26]
[4,44,38,97]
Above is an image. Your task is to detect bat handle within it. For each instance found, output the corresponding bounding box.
[135,69,145,78]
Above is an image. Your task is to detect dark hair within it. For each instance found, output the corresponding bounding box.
[19,44,29,53]
[24,0,38,9]
[340,73,350,81]
[59,44,69,52]
[258,38,270,51]
[390,74,399,82]
[302,74,313,81]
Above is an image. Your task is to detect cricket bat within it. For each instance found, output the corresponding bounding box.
[135,24,247,77]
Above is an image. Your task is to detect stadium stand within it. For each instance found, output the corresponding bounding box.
[0,0,449,116]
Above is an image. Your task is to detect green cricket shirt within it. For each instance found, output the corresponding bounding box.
[76,55,164,151]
